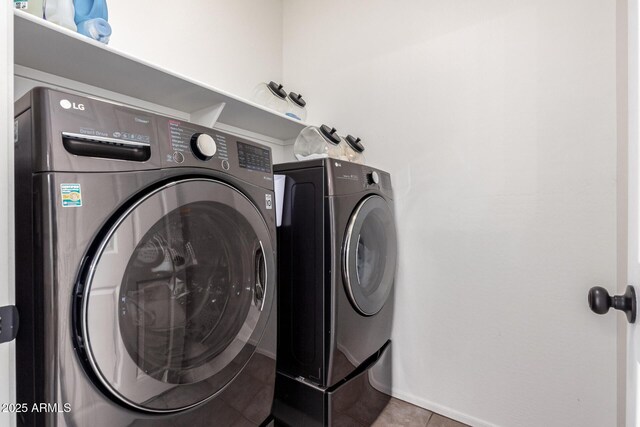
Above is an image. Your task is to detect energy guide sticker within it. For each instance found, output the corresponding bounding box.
[61,184,82,207]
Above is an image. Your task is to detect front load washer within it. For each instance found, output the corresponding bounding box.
[272,159,397,426]
[14,88,277,426]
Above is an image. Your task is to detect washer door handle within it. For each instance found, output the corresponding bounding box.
[254,245,266,310]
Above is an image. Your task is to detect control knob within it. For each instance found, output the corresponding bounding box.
[367,171,380,185]
[191,133,217,160]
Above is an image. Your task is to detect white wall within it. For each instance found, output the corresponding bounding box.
[16,1,289,159]
[282,1,618,426]
[1,1,15,426]
[108,0,283,101]
[106,0,288,161]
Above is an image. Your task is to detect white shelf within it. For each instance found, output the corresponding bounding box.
[13,10,307,143]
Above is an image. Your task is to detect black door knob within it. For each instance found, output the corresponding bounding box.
[588,285,636,323]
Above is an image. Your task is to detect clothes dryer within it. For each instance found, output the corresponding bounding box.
[273,159,397,426]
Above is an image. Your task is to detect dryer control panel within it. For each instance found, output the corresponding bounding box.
[326,159,393,199]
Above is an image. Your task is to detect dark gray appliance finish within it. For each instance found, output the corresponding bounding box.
[274,342,391,427]
[14,87,277,426]
[272,158,397,426]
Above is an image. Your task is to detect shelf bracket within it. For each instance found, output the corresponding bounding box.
[190,102,226,128]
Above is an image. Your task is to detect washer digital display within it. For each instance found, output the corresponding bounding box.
[237,141,271,173]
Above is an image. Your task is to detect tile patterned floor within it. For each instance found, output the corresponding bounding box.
[219,354,469,427]
[372,397,469,427]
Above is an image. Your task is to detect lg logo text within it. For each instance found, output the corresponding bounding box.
[59,99,85,111]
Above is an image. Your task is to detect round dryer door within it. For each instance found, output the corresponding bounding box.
[342,195,397,316]
[74,178,275,413]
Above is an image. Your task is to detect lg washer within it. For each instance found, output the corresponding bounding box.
[14,88,277,426]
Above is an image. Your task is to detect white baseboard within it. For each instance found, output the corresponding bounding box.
[366,358,497,427]
[368,369,392,395]
[385,388,499,427]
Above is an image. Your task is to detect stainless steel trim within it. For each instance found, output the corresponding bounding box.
[342,194,395,317]
[255,240,267,312]
[80,177,274,414]
[343,195,376,316]
[62,131,151,147]
[292,375,326,392]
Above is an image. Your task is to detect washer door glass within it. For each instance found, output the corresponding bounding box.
[78,179,274,413]
[342,195,397,316]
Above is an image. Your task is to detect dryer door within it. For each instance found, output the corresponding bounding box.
[342,195,397,316]
[74,178,275,413]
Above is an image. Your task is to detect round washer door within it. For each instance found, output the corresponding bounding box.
[76,178,275,413]
[342,195,397,316]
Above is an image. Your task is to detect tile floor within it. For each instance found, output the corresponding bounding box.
[372,398,469,427]
[241,352,469,427]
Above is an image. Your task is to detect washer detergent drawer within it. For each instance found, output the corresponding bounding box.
[62,132,151,162]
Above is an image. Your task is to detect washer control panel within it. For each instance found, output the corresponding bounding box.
[157,117,273,189]
[191,133,217,160]
[167,120,229,164]
[29,87,273,185]
[237,141,271,173]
